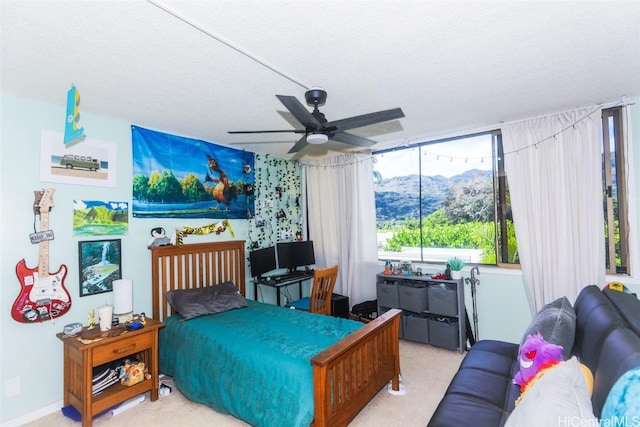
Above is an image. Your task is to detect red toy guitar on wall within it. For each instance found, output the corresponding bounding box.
[12,188,71,323]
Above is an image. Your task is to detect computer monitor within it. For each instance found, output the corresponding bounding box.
[294,240,315,269]
[276,241,315,272]
[249,246,277,279]
[276,242,296,271]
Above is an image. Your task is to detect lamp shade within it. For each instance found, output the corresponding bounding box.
[113,279,133,315]
[307,133,328,145]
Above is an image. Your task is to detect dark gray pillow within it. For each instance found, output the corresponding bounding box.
[519,296,576,360]
[166,281,247,321]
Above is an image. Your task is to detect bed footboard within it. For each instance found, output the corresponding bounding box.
[311,308,402,427]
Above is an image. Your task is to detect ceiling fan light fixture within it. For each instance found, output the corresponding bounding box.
[306,133,328,145]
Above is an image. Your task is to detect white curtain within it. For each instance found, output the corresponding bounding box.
[502,107,606,314]
[302,154,379,306]
[621,105,638,286]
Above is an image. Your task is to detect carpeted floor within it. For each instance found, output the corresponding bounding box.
[23,340,464,427]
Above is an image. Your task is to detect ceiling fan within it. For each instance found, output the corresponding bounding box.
[228,87,405,154]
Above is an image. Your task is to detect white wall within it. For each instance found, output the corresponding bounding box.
[1,94,638,424]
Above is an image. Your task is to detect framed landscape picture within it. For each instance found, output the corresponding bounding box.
[78,239,122,297]
[73,200,129,236]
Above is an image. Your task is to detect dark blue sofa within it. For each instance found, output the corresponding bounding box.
[427,285,640,426]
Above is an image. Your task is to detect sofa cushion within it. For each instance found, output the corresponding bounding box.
[520,296,575,360]
[505,357,597,426]
[573,287,626,371]
[459,340,520,376]
[446,368,519,408]
[427,340,520,427]
[427,393,511,427]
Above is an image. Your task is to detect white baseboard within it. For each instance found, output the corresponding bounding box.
[2,400,62,427]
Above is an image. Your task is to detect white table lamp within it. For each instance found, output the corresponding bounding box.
[113,279,134,323]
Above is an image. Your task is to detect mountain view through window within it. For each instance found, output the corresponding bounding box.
[373,132,515,266]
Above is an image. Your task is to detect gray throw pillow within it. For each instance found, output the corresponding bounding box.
[519,296,576,360]
[166,281,247,321]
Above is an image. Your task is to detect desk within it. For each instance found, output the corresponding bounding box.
[254,273,314,306]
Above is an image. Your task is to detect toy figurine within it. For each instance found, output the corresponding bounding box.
[383,260,393,275]
[513,332,563,391]
[88,309,96,329]
[147,227,172,249]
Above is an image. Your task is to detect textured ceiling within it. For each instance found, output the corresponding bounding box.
[2,0,639,159]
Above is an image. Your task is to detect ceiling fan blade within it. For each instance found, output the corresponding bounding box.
[288,135,309,154]
[276,95,322,129]
[228,129,305,134]
[325,108,405,132]
[330,131,377,148]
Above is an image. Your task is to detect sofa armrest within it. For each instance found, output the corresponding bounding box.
[591,327,640,416]
[603,289,640,337]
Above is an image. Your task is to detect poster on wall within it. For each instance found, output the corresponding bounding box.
[131,125,255,219]
[73,200,129,236]
[40,130,117,187]
[78,239,122,297]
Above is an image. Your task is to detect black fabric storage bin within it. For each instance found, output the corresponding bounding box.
[429,318,459,350]
[398,282,429,313]
[428,283,458,316]
[376,280,400,308]
[402,313,429,343]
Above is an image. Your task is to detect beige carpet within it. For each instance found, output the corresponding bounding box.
[24,340,464,427]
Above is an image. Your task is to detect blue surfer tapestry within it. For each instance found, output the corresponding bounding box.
[131,126,255,219]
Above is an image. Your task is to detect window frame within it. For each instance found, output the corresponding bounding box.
[374,130,509,267]
[493,130,519,268]
[602,106,629,275]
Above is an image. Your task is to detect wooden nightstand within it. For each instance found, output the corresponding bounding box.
[56,318,164,426]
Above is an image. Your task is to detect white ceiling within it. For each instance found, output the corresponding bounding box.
[2,0,639,160]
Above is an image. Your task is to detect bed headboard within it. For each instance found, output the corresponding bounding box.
[150,240,246,321]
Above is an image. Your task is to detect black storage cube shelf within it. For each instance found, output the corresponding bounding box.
[428,283,458,316]
[376,273,466,353]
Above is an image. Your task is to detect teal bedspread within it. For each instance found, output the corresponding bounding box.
[159,300,363,427]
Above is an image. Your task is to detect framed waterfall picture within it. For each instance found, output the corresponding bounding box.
[78,239,122,297]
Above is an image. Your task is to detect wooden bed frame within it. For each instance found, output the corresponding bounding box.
[151,240,401,427]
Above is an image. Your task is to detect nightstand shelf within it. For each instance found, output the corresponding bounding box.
[56,318,164,426]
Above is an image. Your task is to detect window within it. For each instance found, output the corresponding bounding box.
[374,106,630,274]
[374,131,516,266]
[602,107,628,275]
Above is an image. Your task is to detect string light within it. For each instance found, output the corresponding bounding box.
[301,100,630,170]
[379,101,628,161]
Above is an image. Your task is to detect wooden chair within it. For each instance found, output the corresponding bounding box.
[286,265,339,316]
